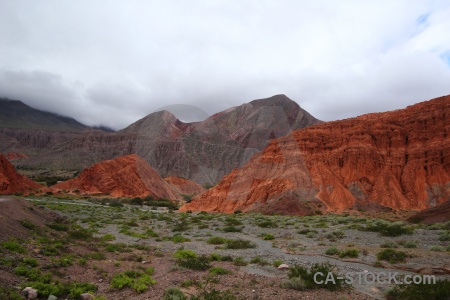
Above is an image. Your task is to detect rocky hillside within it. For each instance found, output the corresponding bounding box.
[0,154,42,194]
[164,176,206,196]
[51,154,182,199]
[6,95,321,184]
[181,95,450,214]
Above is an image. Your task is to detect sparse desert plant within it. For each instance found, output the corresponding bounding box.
[263,234,275,240]
[207,236,226,245]
[325,246,340,255]
[177,254,211,270]
[338,249,359,258]
[272,259,283,267]
[283,263,345,291]
[380,241,398,248]
[365,220,414,237]
[250,256,269,265]
[225,239,256,249]
[377,249,407,264]
[163,287,187,300]
[209,266,231,275]
[430,245,445,252]
[1,239,26,254]
[233,257,248,266]
[101,234,116,241]
[386,278,450,300]
[438,231,450,241]
[110,270,156,293]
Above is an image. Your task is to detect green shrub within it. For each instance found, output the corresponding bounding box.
[174,249,197,259]
[380,241,398,248]
[22,257,38,267]
[250,256,269,265]
[438,231,450,241]
[430,245,445,252]
[85,252,106,260]
[163,287,187,300]
[105,243,128,253]
[222,226,242,232]
[377,249,407,264]
[225,239,256,249]
[325,247,339,255]
[170,235,191,243]
[209,267,231,275]
[177,255,211,270]
[207,236,227,245]
[68,227,93,240]
[338,249,359,258]
[263,234,275,240]
[47,221,69,231]
[365,221,414,237]
[233,257,247,266]
[284,263,345,291]
[110,270,156,293]
[256,219,278,228]
[20,219,37,230]
[272,259,283,267]
[0,287,22,300]
[386,278,450,300]
[209,253,222,261]
[1,239,26,254]
[402,241,417,248]
[101,234,116,241]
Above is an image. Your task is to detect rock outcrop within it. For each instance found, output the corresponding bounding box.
[52,154,181,199]
[5,95,321,184]
[181,95,450,214]
[0,154,42,194]
[3,152,29,160]
[164,176,206,196]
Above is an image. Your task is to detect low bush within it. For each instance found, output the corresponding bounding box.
[163,287,187,300]
[263,234,275,240]
[380,241,398,248]
[338,249,359,258]
[365,221,414,237]
[377,249,407,264]
[110,270,156,293]
[250,256,269,266]
[177,255,211,270]
[386,278,450,300]
[283,263,345,291]
[209,267,231,275]
[325,247,339,255]
[1,239,26,254]
[225,239,256,249]
[207,236,227,245]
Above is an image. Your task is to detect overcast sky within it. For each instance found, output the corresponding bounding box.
[1,1,450,130]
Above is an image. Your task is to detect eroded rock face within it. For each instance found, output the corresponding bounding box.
[52,154,181,199]
[0,154,41,194]
[181,95,450,214]
[164,176,206,196]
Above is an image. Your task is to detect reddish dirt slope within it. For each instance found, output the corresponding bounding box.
[52,154,181,199]
[0,196,59,241]
[0,154,41,194]
[181,95,450,214]
[164,176,206,196]
[407,201,450,224]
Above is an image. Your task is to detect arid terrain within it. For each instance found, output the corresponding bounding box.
[1,196,449,299]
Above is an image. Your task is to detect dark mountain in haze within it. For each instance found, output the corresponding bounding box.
[1,95,321,184]
[0,98,87,132]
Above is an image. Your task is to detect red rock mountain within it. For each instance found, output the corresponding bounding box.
[181,95,450,214]
[0,154,42,194]
[52,154,181,199]
[2,95,320,185]
[164,176,206,196]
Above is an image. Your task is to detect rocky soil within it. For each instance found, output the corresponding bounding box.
[2,196,448,299]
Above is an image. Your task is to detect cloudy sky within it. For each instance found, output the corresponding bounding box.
[1,0,450,130]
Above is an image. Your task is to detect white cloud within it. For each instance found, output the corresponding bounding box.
[0,0,449,129]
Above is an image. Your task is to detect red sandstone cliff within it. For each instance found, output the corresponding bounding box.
[181,95,450,214]
[52,154,181,199]
[0,154,42,194]
[164,176,206,196]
